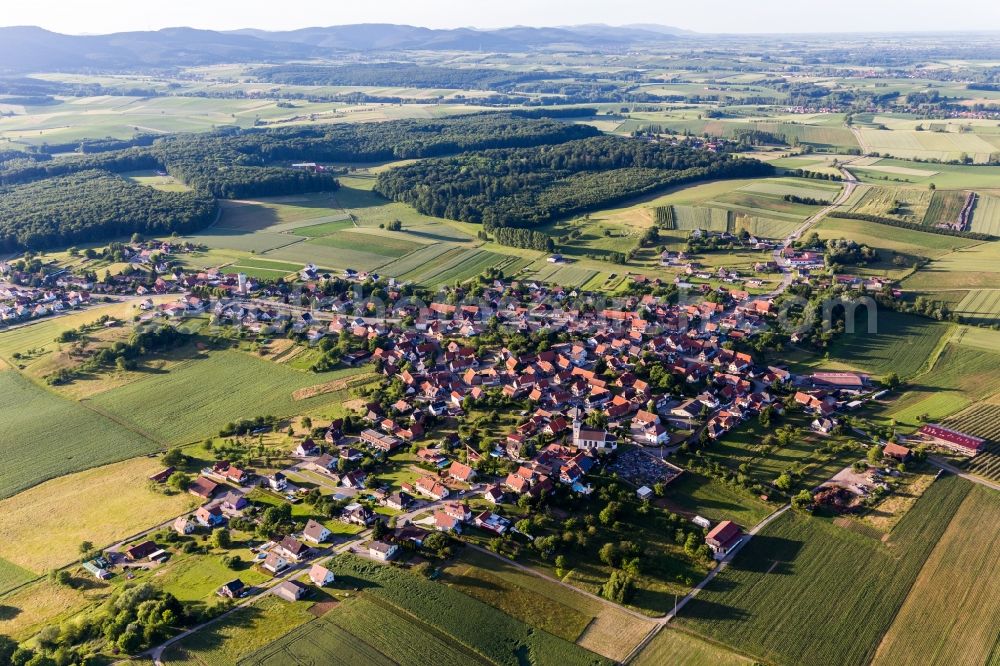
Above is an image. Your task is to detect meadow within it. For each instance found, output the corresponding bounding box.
[163,595,318,666]
[0,558,35,596]
[871,484,1000,666]
[0,457,199,572]
[677,475,971,666]
[88,351,367,444]
[633,629,752,666]
[659,472,774,527]
[0,370,161,499]
[0,578,99,642]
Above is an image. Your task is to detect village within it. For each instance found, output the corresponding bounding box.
[45,258,988,624]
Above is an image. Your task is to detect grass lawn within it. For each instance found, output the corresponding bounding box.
[156,550,271,603]
[0,456,199,573]
[872,484,1000,666]
[89,351,366,444]
[658,472,773,526]
[677,474,971,666]
[162,595,317,666]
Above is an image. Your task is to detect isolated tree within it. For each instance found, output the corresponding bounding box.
[210,528,231,550]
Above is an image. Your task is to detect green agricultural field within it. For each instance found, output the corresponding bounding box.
[298,595,479,666]
[901,240,1000,291]
[880,336,1000,429]
[953,289,1000,325]
[0,557,36,596]
[872,484,1000,666]
[186,229,307,254]
[851,159,1000,189]
[736,178,841,202]
[446,549,656,662]
[856,127,1000,163]
[88,351,366,444]
[263,241,391,272]
[379,243,467,279]
[214,195,345,232]
[671,205,732,231]
[291,219,356,236]
[970,193,1000,236]
[444,563,592,642]
[807,309,951,379]
[922,190,969,227]
[677,475,971,666]
[325,555,611,666]
[306,230,423,257]
[527,262,600,288]
[633,629,752,666]
[0,370,160,499]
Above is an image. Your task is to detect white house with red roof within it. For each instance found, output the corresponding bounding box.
[705,520,744,561]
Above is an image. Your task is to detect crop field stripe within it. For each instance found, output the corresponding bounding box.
[676,474,971,666]
[970,193,1000,236]
[872,484,1000,666]
[0,371,162,499]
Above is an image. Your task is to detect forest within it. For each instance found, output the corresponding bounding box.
[0,171,217,251]
[0,114,597,187]
[248,63,560,90]
[0,114,601,249]
[375,136,773,228]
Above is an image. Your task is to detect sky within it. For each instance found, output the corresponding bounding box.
[2,0,999,35]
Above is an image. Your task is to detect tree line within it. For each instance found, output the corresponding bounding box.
[374,136,773,228]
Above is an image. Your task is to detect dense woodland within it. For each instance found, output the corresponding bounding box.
[375,136,773,228]
[248,63,560,90]
[0,171,217,251]
[0,114,597,187]
[0,114,598,249]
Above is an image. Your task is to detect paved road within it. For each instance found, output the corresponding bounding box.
[764,165,859,300]
[929,456,1000,492]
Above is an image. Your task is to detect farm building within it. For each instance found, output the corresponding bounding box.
[918,424,986,456]
[883,442,912,462]
[705,521,744,561]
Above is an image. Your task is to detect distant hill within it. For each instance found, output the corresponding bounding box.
[0,26,320,72]
[0,23,689,72]
[232,23,686,51]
